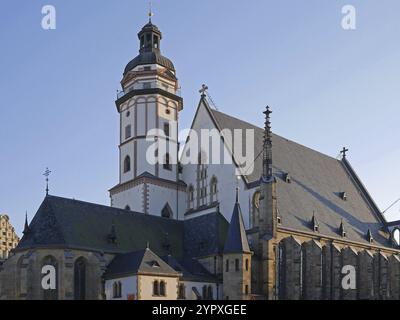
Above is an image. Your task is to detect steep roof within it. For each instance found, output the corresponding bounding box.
[104,248,180,279]
[184,211,229,258]
[17,195,230,259]
[17,196,184,257]
[203,103,391,247]
[224,201,251,254]
[162,256,219,283]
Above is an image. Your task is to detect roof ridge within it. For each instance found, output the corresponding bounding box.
[209,108,341,163]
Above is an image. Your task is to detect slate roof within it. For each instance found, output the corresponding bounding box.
[224,201,251,254]
[17,196,184,257]
[18,195,230,258]
[124,52,175,75]
[104,248,181,279]
[184,212,229,258]
[162,256,219,283]
[207,104,391,247]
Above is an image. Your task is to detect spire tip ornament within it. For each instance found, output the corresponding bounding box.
[43,167,51,196]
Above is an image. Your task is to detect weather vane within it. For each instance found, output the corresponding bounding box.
[148,0,154,22]
[43,167,51,195]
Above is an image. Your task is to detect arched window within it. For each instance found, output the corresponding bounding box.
[161,203,173,219]
[160,281,166,296]
[202,285,207,300]
[124,156,131,173]
[207,286,213,300]
[277,242,286,300]
[74,257,86,300]
[188,185,194,210]
[153,280,159,296]
[118,282,122,298]
[197,152,208,206]
[42,256,58,300]
[245,259,249,271]
[300,245,306,300]
[251,191,261,228]
[125,125,132,140]
[163,153,172,171]
[210,176,218,203]
[178,284,186,300]
[393,228,400,246]
[113,282,118,298]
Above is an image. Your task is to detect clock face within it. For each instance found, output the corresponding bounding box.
[253,192,261,209]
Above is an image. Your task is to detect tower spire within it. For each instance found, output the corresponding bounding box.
[148,0,154,23]
[43,167,51,196]
[263,106,273,179]
[23,212,30,235]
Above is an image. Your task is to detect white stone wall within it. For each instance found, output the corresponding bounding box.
[111,184,143,212]
[181,101,257,228]
[181,281,221,300]
[105,276,137,300]
[138,275,179,300]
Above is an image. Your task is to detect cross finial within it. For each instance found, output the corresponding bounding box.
[43,167,51,196]
[148,0,154,23]
[341,147,349,158]
[199,84,208,98]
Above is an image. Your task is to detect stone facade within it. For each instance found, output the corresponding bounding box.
[0,215,19,261]
[0,249,112,300]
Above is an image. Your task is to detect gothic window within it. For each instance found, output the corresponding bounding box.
[153,280,159,296]
[124,156,131,173]
[188,185,194,210]
[178,284,186,300]
[245,259,249,271]
[393,228,400,246]
[112,281,122,299]
[161,203,173,219]
[202,286,207,299]
[210,176,218,203]
[207,286,213,300]
[277,242,286,300]
[159,281,166,297]
[235,259,240,272]
[163,153,172,171]
[74,257,86,300]
[42,256,58,300]
[251,191,261,228]
[125,125,132,140]
[300,245,306,300]
[197,152,208,206]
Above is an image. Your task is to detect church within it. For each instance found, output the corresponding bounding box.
[1,16,400,301]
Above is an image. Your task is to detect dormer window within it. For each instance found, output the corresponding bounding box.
[277,217,282,225]
[340,192,347,201]
[150,261,160,268]
[284,173,291,183]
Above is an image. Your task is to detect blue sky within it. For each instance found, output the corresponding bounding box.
[0,0,399,235]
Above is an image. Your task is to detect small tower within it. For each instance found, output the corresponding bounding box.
[109,15,186,219]
[253,106,278,299]
[223,189,252,300]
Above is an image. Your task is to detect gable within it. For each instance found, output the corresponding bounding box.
[205,105,390,247]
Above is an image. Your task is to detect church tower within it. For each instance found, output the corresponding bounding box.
[109,16,186,219]
[223,189,252,300]
[256,106,278,299]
